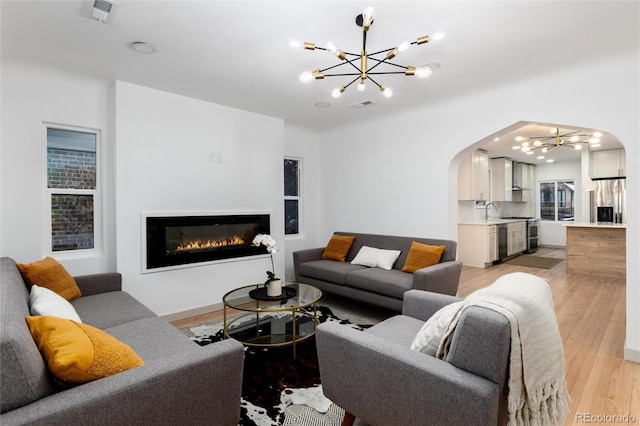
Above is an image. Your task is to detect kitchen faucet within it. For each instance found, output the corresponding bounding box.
[485,202,498,220]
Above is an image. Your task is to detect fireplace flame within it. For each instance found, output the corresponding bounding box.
[175,235,245,252]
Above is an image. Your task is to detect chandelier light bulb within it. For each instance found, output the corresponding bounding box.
[533,140,542,146]
[357,81,366,91]
[589,137,601,144]
[574,144,583,150]
[331,87,345,98]
[593,132,603,138]
[398,41,411,52]
[362,7,375,25]
[521,141,530,147]
[415,66,432,79]
[299,71,314,83]
[326,41,337,54]
[289,39,303,49]
[431,32,445,41]
[542,147,549,153]
[570,136,580,142]
[515,136,525,142]
[521,146,531,152]
[381,86,393,98]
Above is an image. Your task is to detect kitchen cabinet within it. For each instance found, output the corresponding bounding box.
[458,223,498,267]
[591,149,625,178]
[490,158,512,201]
[507,221,526,256]
[458,150,489,200]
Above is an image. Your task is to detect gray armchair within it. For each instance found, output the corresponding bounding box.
[316,289,511,426]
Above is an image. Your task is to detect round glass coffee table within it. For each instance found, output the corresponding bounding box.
[222,282,322,358]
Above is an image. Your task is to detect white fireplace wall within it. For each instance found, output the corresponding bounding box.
[114,81,284,317]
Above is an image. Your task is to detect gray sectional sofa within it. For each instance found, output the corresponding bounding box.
[0,257,244,426]
[293,232,462,312]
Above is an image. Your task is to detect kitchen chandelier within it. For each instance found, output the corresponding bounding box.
[291,6,443,99]
[514,127,602,154]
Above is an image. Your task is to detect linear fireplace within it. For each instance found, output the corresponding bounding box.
[145,213,270,271]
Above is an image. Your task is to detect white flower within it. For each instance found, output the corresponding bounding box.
[252,234,279,283]
[252,234,278,253]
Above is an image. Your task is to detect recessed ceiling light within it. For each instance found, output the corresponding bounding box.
[315,101,330,109]
[547,159,554,163]
[131,42,157,54]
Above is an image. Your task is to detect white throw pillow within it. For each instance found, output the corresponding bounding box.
[410,301,463,356]
[29,284,83,323]
[351,246,402,270]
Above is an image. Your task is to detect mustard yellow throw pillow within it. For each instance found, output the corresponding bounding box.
[321,234,356,262]
[401,242,446,273]
[26,316,144,385]
[17,257,81,301]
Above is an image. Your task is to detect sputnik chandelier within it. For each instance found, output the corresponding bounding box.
[514,127,602,154]
[291,6,443,99]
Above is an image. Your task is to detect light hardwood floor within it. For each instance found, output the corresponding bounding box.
[172,247,639,424]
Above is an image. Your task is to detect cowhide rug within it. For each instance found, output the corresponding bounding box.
[183,305,363,426]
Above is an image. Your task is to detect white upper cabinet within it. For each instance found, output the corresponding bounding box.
[458,150,489,200]
[591,149,626,178]
[490,158,512,201]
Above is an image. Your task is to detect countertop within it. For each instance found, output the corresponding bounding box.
[563,222,626,229]
[458,219,528,226]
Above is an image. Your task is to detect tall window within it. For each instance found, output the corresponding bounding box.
[284,158,301,235]
[46,126,98,252]
[540,180,575,221]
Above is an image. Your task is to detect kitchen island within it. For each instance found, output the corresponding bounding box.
[564,223,626,279]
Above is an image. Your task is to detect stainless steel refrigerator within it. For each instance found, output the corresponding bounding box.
[590,178,626,223]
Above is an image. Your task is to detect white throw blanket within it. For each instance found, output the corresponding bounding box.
[437,272,571,426]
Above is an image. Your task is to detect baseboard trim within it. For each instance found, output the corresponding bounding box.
[161,302,224,323]
[624,342,640,364]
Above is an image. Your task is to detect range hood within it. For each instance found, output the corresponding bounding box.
[512,161,530,190]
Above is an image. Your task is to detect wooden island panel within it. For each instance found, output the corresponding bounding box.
[566,226,626,279]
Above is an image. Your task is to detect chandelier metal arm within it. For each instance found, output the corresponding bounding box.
[366,75,383,89]
[321,73,363,77]
[318,60,361,74]
[366,56,410,71]
[366,71,411,75]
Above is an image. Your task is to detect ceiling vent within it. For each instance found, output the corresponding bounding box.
[350,100,375,109]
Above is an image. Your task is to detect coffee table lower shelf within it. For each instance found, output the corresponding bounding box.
[223,309,318,358]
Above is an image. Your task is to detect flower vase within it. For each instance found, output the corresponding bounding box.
[266,279,283,297]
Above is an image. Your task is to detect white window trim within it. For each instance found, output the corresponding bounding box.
[284,156,303,239]
[43,122,102,259]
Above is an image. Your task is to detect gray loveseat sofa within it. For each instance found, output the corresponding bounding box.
[293,232,462,312]
[0,257,244,426]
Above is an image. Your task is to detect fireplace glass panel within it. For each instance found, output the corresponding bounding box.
[146,214,270,270]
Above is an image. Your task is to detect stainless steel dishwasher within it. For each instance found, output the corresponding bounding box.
[497,223,508,261]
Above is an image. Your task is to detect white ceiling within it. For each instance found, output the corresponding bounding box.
[1,0,635,162]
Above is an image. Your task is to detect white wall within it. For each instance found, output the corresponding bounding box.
[0,63,115,275]
[114,81,284,316]
[283,124,324,281]
[536,161,582,247]
[311,50,639,361]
